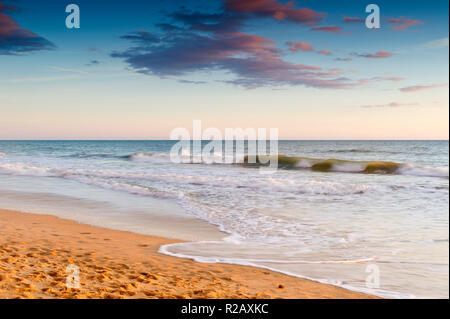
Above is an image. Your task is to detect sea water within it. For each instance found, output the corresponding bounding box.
[0,140,448,298]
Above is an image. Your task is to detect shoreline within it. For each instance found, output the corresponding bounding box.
[0,208,378,299]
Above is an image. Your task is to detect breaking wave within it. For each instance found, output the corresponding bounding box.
[120,152,449,178]
[243,155,449,178]
[3,151,449,179]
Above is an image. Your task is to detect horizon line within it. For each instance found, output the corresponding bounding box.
[0,139,448,142]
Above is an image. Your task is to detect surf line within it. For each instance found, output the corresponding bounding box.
[221,257,377,264]
[159,243,376,264]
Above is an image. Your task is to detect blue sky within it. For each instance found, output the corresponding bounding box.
[0,0,448,139]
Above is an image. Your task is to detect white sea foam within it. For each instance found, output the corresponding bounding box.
[398,164,449,178]
[0,163,59,177]
[157,243,413,299]
[332,163,367,173]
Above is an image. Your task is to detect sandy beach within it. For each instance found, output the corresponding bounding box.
[0,208,377,299]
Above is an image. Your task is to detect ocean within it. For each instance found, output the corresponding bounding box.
[0,140,448,298]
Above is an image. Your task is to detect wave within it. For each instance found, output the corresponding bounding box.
[64,152,173,163]
[122,152,448,179]
[125,151,242,164]
[0,163,60,177]
[328,149,373,153]
[124,152,169,162]
[243,155,449,178]
[158,243,411,299]
[3,151,448,179]
[159,243,376,265]
[67,151,182,163]
[66,153,114,158]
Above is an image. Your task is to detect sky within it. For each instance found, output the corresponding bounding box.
[0,0,448,140]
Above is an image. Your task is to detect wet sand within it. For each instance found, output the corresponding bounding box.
[0,209,377,299]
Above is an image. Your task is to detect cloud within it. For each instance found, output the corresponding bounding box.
[310,25,343,34]
[400,83,448,93]
[317,49,331,55]
[0,3,55,55]
[388,17,423,31]
[50,66,88,74]
[385,77,405,82]
[352,50,393,58]
[178,79,207,85]
[286,41,333,56]
[224,0,324,25]
[120,30,161,43]
[112,4,376,90]
[334,57,352,62]
[86,60,100,66]
[422,37,449,49]
[168,11,246,34]
[112,10,367,90]
[286,40,313,52]
[0,2,18,13]
[368,76,406,82]
[361,102,419,108]
[342,16,363,23]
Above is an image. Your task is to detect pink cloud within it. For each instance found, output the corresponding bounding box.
[0,10,54,54]
[400,83,448,93]
[310,25,343,34]
[114,26,369,90]
[353,50,393,58]
[389,17,423,31]
[386,77,406,82]
[342,16,364,23]
[361,102,419,108]
[114,6,375,90]
[286,40,313,52]
[369,76,406,82]
[317,49,331,55]
[0,13,21,35]
[225,0,324,25]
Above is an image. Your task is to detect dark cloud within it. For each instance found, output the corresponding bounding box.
[0,2,19,13]
[86,59,100,66]
[0,2,55,55]
[169,11,245,33]
[120,30,160,44]
[112,1,367,89]
[155,23,184,32]
[112,26,364,89]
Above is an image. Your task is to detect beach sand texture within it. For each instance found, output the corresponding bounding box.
[0,209,377,299]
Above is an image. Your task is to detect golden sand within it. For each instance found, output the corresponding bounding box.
[0,209,377,299]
